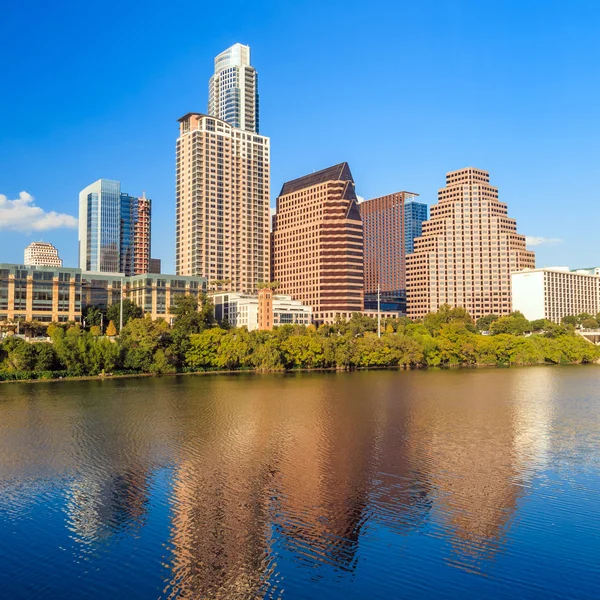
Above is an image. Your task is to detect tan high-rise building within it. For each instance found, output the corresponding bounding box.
[406,167,535,320]
[24,241,63,267]
[359,192,427,312]
[175,113,270,292]
[272,163,364,323]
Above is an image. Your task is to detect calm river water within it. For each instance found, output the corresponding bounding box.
[1,367,600,599]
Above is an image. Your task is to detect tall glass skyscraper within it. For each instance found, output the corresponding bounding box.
[208,43,259,133]
[79,179,151,275]
[404,200,428,255]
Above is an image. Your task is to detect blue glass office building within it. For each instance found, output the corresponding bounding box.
[79,179,147,275]
[404,200,428,256]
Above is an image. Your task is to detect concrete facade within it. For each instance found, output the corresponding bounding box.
[213,292,312,330]
[0,264,206,325]
[24,242,63,267]
[406,167,535,320]
[271,163,364,324]
[175,113,270,293]
[359,192,427,313]
[512,267,600,323]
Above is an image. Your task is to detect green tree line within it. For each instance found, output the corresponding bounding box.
[1,301,599,381]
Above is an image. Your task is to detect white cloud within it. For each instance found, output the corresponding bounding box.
[525,236,563,247]
[0,191,77,232]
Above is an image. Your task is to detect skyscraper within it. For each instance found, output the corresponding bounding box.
[176,44,270,292]
[406,167,535,320]
[79,179,152,275]
[79,179,121,273]
[208,43,259,134]
[24,241,63,267]
[404,199,428,255]
[359,192,427,312]
[271,163,364,323]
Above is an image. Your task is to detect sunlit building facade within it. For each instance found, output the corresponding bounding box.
[0,264,81,322]
[79,179,152,276]
[175,113,270,292]
[406,167,535,320]
[271,163,364,324]
[512,267,600,323]
[24,241,63,268]
[208,43,259,134]
[360,192,427,313]
[212,291,312,330]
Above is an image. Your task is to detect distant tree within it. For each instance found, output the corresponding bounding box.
[529,319,548,332]
[90,325,101,337]
[582,317,599,329]
[424,304,475,334]
[490,313,531,336]
[106,321,117,337]
[106,299,143,332]
[83,305,103,328]
[562,315,578,327]
[476,314,499,332]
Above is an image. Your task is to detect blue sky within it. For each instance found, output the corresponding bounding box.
[1,0,598,273]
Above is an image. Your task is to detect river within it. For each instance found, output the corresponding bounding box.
[1,367,599,599]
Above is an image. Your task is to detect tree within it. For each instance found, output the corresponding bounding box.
[120,317,173,373]
[106,321,117,337]
[582,317,599,329]
[562,315,578,327]
[172,294,214,333]
[423,304,475,334]
[490,313,531,336]
[34,343,59,371]
[83,305,103,328]
[106,299,143,332]
[529,319,548,333]
[476,314,499,332]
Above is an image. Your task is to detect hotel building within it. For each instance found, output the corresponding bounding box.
[406,167,535,320]
[78,179,152,276]
[24,242,63,267]
[359,192,427,313]
[212,290,312,331]
[271,163,364,324]
[512,267,600,323]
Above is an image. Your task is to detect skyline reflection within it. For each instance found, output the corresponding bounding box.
[1,368,598,599]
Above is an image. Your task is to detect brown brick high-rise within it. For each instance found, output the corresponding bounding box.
[272,163,364,323]
[406,167,535,320]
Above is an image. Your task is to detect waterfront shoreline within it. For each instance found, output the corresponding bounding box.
[1,361,598,386]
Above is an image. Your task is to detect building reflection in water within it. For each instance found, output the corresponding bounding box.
[0,369,560,597]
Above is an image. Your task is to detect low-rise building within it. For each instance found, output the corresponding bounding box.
[0,264,81,322]
[212,292,312,330]
[125,274,206,323]
[512,267,600,323]
[0,263,206,325]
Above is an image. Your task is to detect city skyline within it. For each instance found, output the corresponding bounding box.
[1,1,598,273]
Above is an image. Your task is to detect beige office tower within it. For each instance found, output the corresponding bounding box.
[406,167,535,320]
[175,113,270,292]
[24,241,63,267]
[272,163,364,323]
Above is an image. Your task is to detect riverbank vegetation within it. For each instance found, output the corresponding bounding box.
[1,300,599,381]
